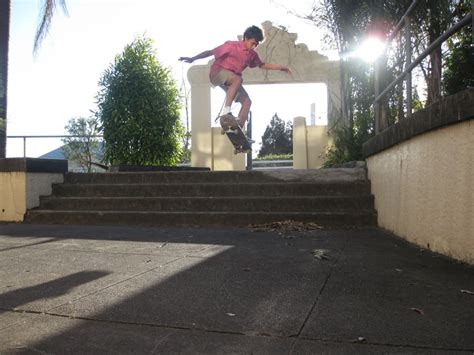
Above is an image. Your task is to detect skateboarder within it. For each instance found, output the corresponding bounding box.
[179,25,292,131]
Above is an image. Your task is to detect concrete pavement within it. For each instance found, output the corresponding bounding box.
[0,223,473,354]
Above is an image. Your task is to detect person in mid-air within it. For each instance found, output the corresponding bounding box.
[179,25,292,131]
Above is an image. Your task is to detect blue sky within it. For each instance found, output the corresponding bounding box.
[7,0,333,157]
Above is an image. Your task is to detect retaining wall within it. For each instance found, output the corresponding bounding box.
[364,89,474,264]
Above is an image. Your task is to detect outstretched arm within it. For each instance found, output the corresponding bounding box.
[260,63,292,76]
[179,50,213,63]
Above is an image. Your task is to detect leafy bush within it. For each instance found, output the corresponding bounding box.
[254,153,293,161]
[97,36,183,166]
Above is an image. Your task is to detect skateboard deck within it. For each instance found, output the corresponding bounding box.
[219,114,252,154]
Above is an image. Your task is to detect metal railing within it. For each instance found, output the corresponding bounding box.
[374,0,473,133]
[7,135,103,158]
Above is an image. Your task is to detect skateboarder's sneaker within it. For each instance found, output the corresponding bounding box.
[220,113,239,133]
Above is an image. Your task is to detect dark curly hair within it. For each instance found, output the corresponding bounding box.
[243,26,264,43]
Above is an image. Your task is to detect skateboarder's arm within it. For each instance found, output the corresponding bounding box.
[179,50,213,63]
[259,63,292,75]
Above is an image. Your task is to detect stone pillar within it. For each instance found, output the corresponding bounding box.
[293,117,308,169]
[211,128,246,171]
[188,65,246,171]
[306,125,332,168]
[293,116,332,169]
[188,65,212,169]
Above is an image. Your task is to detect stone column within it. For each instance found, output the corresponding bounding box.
[188,65,212,169]
[188,65,246,171]
[293,116,308,169]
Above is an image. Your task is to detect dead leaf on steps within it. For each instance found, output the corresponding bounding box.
[249,220,323,233]
[410,307,425,315]
[311,249,330,260]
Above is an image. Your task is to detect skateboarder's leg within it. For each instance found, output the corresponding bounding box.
[236,93,251,128]
[210,69,243,116]
[223,74,243,109]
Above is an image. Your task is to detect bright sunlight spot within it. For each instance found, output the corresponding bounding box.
[356,37,385,63]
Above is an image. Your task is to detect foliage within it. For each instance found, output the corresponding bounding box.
[324,60,375,168]
[0,69,4,125]
[322,127,357,167]
[34,0,68,55]
[0,0,8,158]
[443,39,474,95]
[97,36,184,166]
[62,116,102,172]
[178,144,191,164]
[302,0,404,165]
[258,113,292,158]
[0,70,3,100]
[443,0,474,95]
[301,0,470,166]
[254,153,293,161]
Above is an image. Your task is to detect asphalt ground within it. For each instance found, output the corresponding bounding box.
[0,223,473,354]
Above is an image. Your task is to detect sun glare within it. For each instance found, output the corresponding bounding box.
[356,37,385,63]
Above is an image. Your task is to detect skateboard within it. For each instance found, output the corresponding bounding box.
[219,114,252,154]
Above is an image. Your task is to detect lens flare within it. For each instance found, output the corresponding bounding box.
[356,38,385,62]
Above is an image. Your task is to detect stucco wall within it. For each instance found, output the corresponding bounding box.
[0,158,67,222]
[0,172,64,222]
[0,172,26,222]
[367,119,473,264]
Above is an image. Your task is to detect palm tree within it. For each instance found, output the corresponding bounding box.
[0,0,11,158]
[0,0,67,158]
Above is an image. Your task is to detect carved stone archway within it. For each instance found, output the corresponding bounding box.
[188,21,342,170]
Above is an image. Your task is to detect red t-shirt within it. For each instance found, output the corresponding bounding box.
[210,40,264,77]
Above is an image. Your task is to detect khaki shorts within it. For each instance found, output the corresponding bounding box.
[210,69,249,102]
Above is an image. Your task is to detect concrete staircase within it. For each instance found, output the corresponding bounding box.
[25,169,377,227]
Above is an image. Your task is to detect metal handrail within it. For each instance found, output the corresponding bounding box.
[374,1,473,133]
[7,135,103,138]
[375,12,473,104]
[386,0,419,43]
[7,134,103,158]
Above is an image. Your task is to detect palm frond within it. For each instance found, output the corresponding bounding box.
[33,0,68,55]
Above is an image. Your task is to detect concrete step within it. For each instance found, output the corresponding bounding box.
[63,168,367,184]
[52,182,372,197]
[38,196,375,212]
[25,210,377,227]
[26,169,377,228]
